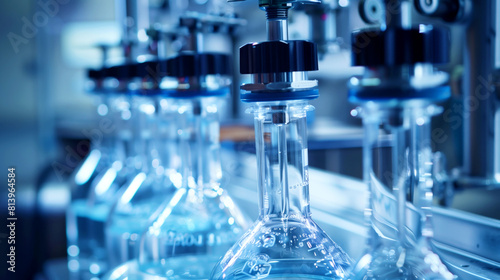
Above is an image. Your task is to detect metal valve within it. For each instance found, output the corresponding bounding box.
[359,0,384,25]
[414,0,469,22]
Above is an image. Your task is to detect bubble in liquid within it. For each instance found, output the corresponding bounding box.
[262,234,276,248]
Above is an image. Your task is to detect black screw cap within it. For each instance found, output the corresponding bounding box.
[135,60,168,81]
[240,40,318,74]
[88,60,169,81]
[166,53,231,77]
[105,64,137,79]
[88,68,106,79]
[352,26,449,67]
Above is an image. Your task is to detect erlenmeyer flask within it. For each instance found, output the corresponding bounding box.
[106,93,180,268]
[67,65,137,279]
[350,101,455,280]
[139,96,250,276]
[345,65,457,280]
[67,70,114,280]
[70,72,112,197]
[211,100,352,280]
[103,93,251,279]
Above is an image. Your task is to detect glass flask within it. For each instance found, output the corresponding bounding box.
[70,94,112,197]
[211,100,352,280]
[106,94,180,268]
[350,100,455,280]
[103,95,251,280]
[67,71,136,279]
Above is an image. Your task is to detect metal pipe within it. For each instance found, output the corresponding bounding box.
[115,0,150,60]
[461,0,498,186]
[266,8,289,41]
[383,0,411,29]
[267,18,288,41]
[308,5,336,56]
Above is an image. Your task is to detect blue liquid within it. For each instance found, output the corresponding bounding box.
[139,255,222,279]
[104,211,244,280]
[67,199,110,279]
[106,215,150,268]
[352,245,454,280]
[105,227,242,280]
[222,259,347,280]
[212,219,352,280]
[108,259,346,280]
[106,190,175,268]
[105,255,220,280]
[142,213,241,259]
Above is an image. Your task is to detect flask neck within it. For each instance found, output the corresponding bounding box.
[156,98,182,176]
[252,101,312,220]
[361,103,437,247]
[130,96,160,174]
[109,95,167,175]
[92,95,113,153]
[109,94,134,169]
[177,97,223,192]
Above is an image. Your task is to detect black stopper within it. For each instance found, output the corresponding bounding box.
[135,60,168,82]
[87,68,105,79]
[240,40,318,74]
[105,64,138,79]
[166,53,231,77]
[351,26,449,67]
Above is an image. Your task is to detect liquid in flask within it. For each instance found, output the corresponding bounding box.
[211,101,353,280]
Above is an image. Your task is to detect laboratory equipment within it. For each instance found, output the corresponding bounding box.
[348,1,455,279]
[298,0,344,58]
[27,0,499,279]
[417,0,500,191]
[103,38,251,279]
[67,0,165,276]
[211,1,352,279]
[67,64,137,279]
[69,69,113,215]
[66,68,113,280]
[137,94,249,278]
[105,61,181,269]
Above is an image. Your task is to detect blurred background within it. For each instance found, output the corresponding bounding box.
[0,0,499,279]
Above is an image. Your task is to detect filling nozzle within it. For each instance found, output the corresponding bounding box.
[179,15,205,53]
[382,0,412,30]
[265,7,290,41]
[115,0,153,61]
[231,0,321,42]
[237,0,320,101]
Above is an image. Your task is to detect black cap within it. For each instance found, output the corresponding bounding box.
[352,26,449,67]
[87,68,105,79]
[166,53,231,77]
[105,64,137,79]
[240,40,318,74]
[135,60,168,81]
[87,61,167,81]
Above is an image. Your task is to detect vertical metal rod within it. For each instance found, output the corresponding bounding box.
[230,34,240,118]
[266,8,289,41]
[462,0,497,184]
[383,0,411,29]
[267,18,288,41]
[115,0,150,60]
